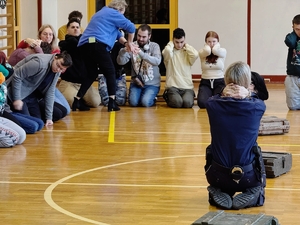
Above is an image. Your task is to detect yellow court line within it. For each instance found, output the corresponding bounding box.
[108,111,115,143]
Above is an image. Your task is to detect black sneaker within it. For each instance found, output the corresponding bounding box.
[207,186,232,209]
[108,97,120,112]
[232,186,261,209]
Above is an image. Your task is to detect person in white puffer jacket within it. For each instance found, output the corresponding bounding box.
[197,31,227,108]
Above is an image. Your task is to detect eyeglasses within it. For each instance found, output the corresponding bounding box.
[56,60,66,72]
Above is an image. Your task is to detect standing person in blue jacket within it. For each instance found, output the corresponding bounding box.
[58,18,101,111]
[205,61,266,210]
[117,24,161,107]
[98,40,127,107]
[77,0,138,112]
[284,14,300,110]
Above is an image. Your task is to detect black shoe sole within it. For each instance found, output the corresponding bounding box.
[232,186,261,209]
[207,186,232,209]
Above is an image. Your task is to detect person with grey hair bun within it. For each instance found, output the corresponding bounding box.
[77,0,139,112]
[222,71,269,100]
[204,61,266,210]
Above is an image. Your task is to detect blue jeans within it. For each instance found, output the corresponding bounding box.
[55,88,71,114]
[128,83,160,107]
[12,112,44,134]
[18,93,67,122]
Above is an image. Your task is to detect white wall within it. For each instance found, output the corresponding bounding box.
[20,0,38,40]
[41,0,58,32]
[179,0,248,75]
[19,0,87,41]
[251,0,300,75]
[18,0,300,76]
[56,0,88,32]
[179,0,300,75]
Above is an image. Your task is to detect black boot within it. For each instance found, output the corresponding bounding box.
[232,186,261,209]
[72,97,90,111]
[207,186,232,209]
[108,97,120,112]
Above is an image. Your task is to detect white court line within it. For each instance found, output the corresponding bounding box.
[44,155,201,224]
[1,181,300,191]
[40,154,299,224]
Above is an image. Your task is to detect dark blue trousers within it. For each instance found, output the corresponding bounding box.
[205,145,266,206]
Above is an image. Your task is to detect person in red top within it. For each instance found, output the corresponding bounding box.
[17,24,60,54]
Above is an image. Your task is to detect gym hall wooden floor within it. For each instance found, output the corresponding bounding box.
[0,83,299,225]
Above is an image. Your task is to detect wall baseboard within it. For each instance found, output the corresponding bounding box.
[262,75,285,83]
[192,75,285,83]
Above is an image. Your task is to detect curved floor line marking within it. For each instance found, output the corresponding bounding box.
[44,155,201,224]
[44,182,109,225]
[44,153,299,224]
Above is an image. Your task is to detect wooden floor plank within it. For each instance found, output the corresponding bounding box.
[0,83,298,225]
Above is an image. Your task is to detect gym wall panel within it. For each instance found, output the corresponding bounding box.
[20,0,38,41]
[178,0,248,75]
[18,0,300,78]
[251,0,300,75]
[56,0,88,35]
